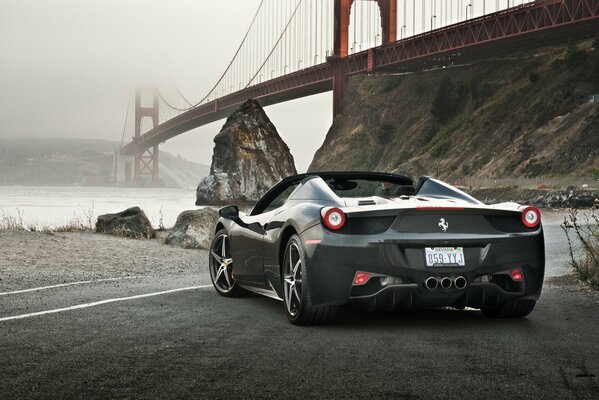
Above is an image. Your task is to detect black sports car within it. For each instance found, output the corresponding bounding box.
[209,172,544,325]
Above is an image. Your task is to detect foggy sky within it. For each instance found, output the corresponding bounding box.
[0,0,332,172]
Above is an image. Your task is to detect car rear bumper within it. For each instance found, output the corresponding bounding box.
[300,225,545,309]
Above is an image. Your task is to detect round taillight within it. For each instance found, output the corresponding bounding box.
[521,206,541,228]
[322,207,346,231]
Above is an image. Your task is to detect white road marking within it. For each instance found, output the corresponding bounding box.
[0,276,145,296]
[0,284,214,323]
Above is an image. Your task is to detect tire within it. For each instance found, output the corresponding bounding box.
[481,298,536,318]
[209,229,249,297]
[282,234,337,325]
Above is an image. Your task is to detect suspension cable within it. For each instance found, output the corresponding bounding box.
[161,0,266,112]
[173,83,194,107]
[119,95,131,148]
[247,0,303,87]
[155,87,190,112]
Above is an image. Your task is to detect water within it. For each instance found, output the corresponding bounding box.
[0,186,202,229]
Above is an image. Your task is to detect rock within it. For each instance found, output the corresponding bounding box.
[196,99,297,205]
[164,208,219,250]
[96,207,154,239]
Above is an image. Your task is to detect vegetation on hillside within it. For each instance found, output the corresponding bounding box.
[309,39,599,181]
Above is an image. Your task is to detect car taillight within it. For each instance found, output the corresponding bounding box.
[511,268,524,282]
[321,207,346,230]
[353,272,371,285]
[521,206,541,228]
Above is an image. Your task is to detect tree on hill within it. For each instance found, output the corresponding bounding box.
[431,77,459,122]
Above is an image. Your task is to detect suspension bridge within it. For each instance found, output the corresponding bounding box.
[116,0,599,184]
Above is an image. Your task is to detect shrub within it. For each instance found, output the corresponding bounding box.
[382,77,402,93]
[431,139,451,157]
[593,38,599,50]
[431,77,459,122]
[377,123,395,144]
[562,209,599,290]
[529,72,540,83]
[564,44,587,69]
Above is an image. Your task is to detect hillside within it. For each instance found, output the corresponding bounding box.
[0,138,209,188]
[309,39,599,184]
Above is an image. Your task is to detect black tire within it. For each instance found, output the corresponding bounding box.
[209,229,250,298]
[282,234,337,325]
[481,298,536,318]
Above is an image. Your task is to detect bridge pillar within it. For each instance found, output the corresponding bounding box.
[333,0,397,57]
[332,0,397,118]
[378,0,397,46]
[332,60,348,119]
[133,88,160,183]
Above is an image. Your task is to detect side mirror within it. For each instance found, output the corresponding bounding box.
[219,205,240,220]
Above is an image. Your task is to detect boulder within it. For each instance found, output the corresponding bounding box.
[196,99,297,205]
[164,208,219,250]
[96,207,154,239]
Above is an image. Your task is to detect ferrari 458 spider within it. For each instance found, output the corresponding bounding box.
[208,172,544,325]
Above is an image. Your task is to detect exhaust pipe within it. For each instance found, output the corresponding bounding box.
[454,276,468,290]
[424,277,438,290]
[440,277,453,290]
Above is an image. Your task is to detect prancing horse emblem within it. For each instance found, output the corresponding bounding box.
[438,218,449,232]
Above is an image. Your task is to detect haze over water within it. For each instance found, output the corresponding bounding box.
[0,186,201,229]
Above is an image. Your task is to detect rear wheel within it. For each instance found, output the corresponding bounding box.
[209,229,249,297]
[481,298,536,318]
[283,235,337,325]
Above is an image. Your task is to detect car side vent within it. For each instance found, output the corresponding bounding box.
[358,200,376,206]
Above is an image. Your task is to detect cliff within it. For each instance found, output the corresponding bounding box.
[309,39,599,183]
[196,99,297,204]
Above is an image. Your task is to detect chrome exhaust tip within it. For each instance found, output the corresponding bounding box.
[454,276,468,290]
[440,277,453,290]
[424,277,438,290]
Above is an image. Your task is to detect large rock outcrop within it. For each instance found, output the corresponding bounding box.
[308,39,599,181]
[196,99,297,205]
[164,208,219,249]
[96,207,154,239]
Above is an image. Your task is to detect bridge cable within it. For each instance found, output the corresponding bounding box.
[246,0,304,88]
[119,95,131,149]
[154,87,193,112]
[173,83,194,107]
[161,0,266,112]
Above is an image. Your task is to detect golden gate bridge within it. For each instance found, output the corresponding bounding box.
[116,0,599,184]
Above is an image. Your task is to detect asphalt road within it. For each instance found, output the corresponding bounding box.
[1,215,598,400]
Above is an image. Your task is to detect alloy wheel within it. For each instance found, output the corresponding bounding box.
[210,234,235,293]
[283,242,303,316]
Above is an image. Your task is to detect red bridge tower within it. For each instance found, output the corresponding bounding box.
[133,88,160,183]
[331,0,397,117]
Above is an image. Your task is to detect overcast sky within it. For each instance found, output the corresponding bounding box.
[0,0,332,172]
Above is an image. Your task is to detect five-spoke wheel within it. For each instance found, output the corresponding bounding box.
[283,242,303,317]
[209,229,248,297]
[283,234,337,325]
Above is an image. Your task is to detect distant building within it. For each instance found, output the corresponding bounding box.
[590,94,599,103]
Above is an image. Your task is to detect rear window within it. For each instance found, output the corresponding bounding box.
[324,178,415,198]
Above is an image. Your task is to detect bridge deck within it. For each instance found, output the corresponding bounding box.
[122,0,599,155]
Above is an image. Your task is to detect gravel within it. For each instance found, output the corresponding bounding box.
[0,229,208,292]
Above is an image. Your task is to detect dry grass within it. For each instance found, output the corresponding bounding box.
[0,203,96,233]
[562,208,599,290]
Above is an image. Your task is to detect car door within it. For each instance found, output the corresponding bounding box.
[229,212,270,285]
[230,183,300,286]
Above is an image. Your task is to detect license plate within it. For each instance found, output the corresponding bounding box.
[424,247,465,267]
